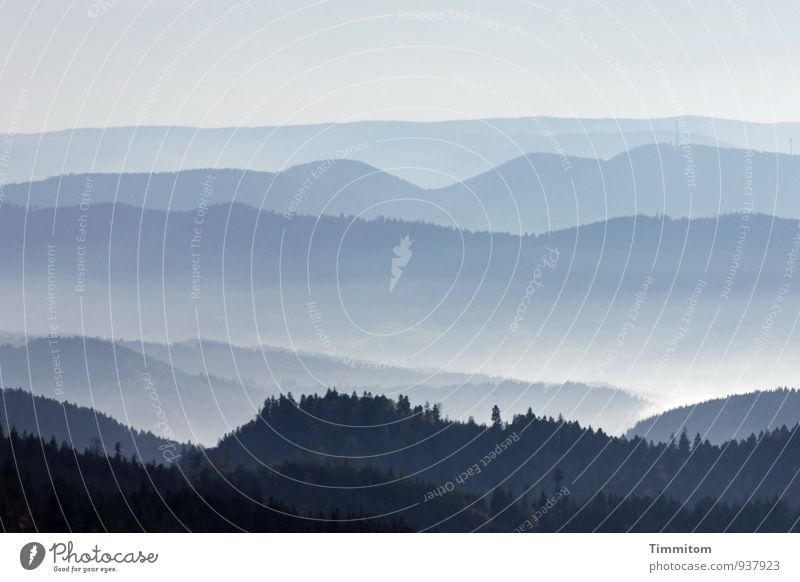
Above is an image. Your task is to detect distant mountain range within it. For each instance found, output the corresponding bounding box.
[2,201,798,400]
[5,143,800,233]
[2,116,797,188]
[627,388,800,444]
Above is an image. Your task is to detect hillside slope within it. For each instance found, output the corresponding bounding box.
[627,388,800,444]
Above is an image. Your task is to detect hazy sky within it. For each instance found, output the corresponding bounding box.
[2,0,799,132]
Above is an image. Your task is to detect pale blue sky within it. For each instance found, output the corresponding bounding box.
[1,0,799,132]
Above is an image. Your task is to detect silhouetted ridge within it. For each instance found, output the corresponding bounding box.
[211,389,800,513]
[627,388,800,444]
[0,387,185,464]
[2,389,798,532]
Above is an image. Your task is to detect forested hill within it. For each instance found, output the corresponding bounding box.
[212,389,800,510]
[627,388,800,444]
[0,424,407,532]
[2,389,799,532]
[0,387,184,464]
